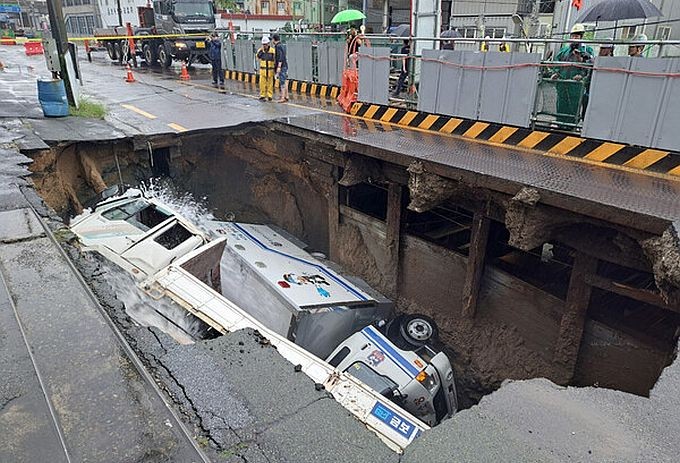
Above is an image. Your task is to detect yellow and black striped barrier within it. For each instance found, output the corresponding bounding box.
[225,71,340,99]
[349,102,680,178]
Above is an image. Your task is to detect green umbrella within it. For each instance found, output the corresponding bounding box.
[331,9,366,24]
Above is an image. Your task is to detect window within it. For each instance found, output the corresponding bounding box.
[657,26,671,40]
[460,27,477,38]
[154,223,193,250]
[102,200,172,231]
[486,27,506,39]
[261,1,270,14]
[344,362,398,396]
[293,1,302,15]
[277,1,286,14]
[328,347,350,367]
[620,26,638,39]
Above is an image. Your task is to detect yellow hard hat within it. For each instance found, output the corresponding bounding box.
[570,23,586,34]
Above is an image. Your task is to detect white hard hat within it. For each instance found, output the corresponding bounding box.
[570,23,586,34]
[261,36,270,45]
[632,33,648,43]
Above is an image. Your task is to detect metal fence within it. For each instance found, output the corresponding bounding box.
[218,33,680,150]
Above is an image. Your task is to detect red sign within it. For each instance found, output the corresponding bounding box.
[572,0,583,10]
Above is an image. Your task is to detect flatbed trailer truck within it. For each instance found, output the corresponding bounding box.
[95,0,216,68]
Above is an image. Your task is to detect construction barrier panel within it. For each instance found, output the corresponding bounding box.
[234,39,254,73]
[222,39,235,72]
[358,47,390,107]
[583,56,680,152]
[318,41,344,87]
[418,50,541,128]
[286,41,313,82]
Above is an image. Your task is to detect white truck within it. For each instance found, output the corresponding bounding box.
[70,188,457,439]
[205,221,458,426]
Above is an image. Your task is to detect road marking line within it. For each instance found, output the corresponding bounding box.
[549,136,585,156]
[168,122,188,132]
[121,103,157,119]
[623,149,668,169]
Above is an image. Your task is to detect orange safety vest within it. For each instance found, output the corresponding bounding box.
[257,46,276,71]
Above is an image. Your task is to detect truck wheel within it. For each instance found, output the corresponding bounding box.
[158,43,172,69]
[114,42,123,64]
[106,42,118,61]
[143,43,157,65]
[398,314,439,347]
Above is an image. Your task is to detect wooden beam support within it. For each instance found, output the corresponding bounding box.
[552,252,598,385]
[461,212,491,319]
[385,182,403,299]
[585,274,680,314]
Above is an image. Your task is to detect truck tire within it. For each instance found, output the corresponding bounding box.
[121,40,130,62]
[158,43,172,69]
[106,42,118,61]
[143,43,157,65]
[114,42,123,64]
[399,314,438,347]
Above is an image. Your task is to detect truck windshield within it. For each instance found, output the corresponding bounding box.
[345,362,398,396]
[173,2,213,18]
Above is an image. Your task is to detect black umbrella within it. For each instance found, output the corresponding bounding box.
[576,0,662,22]
[390,24,410,37]
[441,29,462,39]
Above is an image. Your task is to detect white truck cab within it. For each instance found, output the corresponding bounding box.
[70,189,209,280]
[327,324,457,426]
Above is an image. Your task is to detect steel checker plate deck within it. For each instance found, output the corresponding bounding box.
[279,113,680,225]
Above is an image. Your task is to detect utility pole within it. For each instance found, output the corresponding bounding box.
[45,0,76,105]
[117,0,123,26]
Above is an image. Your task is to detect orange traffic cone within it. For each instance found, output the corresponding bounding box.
[180,62,190,81]
[124,64,136,83]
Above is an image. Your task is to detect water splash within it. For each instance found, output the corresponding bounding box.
[139,178,216,234]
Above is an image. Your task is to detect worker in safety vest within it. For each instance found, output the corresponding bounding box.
[499,40,510,52]
[480,36,490,52]
[257,36,276,101]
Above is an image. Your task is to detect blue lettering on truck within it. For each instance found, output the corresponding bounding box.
[370,403,416,439]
